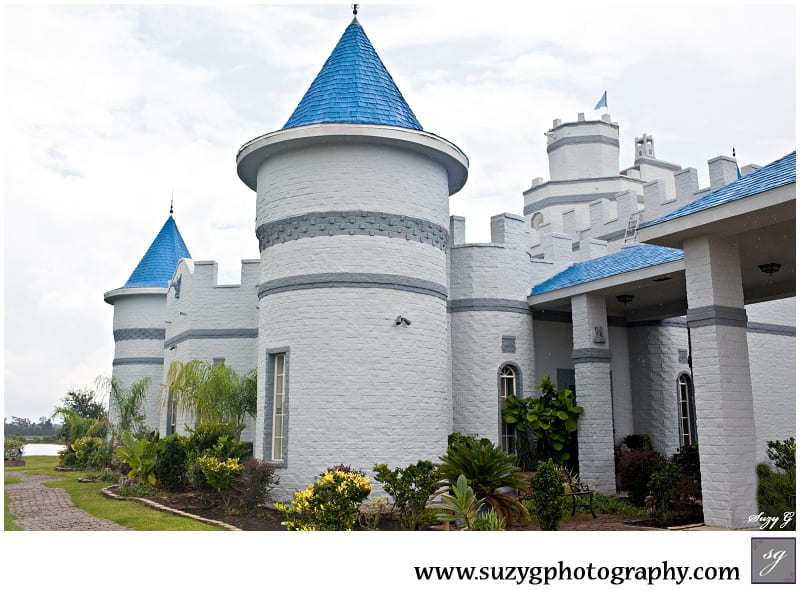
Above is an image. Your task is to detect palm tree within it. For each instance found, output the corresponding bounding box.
[163,359,257,440]
[97,376,150,439]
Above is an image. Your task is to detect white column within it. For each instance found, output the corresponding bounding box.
[684,235,757,529]
[571,293,616,493]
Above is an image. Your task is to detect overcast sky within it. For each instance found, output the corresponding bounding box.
[3,3,796,421]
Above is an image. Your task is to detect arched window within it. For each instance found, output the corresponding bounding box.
[499,365,519,454]
[677,373,697,448]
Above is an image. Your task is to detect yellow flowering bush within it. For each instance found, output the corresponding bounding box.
[276,468,372,530]
[196,455,244,508]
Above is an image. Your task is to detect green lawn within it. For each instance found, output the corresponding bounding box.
[5,456,225,531]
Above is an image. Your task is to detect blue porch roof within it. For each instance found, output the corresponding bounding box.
[531,244,684,296]
[122,216,191,289]
[283,20,422,131]
[642,151,796,228]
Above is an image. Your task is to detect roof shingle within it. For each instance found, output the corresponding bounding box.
[122,216,191,289]
[283,20,422,130]
[531,244,684,295]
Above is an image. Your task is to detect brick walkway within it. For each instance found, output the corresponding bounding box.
[6,472,129,531]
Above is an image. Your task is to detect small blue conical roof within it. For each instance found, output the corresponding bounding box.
[122,216,191,289]
[283,19,422,130]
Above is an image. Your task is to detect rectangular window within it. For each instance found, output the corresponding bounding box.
[271,353,286,462]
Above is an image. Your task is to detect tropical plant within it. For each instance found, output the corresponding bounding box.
[474,506,506,531]
[529,459,565,530]
[98,375,150,439]
[115,431,158,485]
[185,423,250,492]
[276,467,372,531]
[51,407,108,445]
[163,360,257,440]
[438,437,529,525]
[648,460,683,525]
[430,473,484,530]
[373,460,441,530]
[501,375,583,468]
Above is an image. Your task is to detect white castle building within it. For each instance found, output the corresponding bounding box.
[103,16,796,529]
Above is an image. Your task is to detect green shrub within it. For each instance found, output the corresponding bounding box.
[4,436,24,461]
[648,460,683,524]
[155,434,188,491]
[439,437,529,525]
[276,468,372,530]
[196,455,244,508]
[618,449,665,506]
[185,424,250,492]
[474,507,505,531]
[373,460,441,530]
[231,459,279,512]
[757,464,795,530]
[529,459,564,530]
[72,436,112,470]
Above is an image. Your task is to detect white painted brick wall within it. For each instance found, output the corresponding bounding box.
[257,289,450,501]
[450,311,534,440]
[255,144,450,229]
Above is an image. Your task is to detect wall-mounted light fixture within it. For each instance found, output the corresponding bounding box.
[394,315,411,327]
[758,262,782,276]
[169,345,177,351]
[616,294,634,305]
[179,311,188,316]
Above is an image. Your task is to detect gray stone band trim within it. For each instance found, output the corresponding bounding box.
[113,328,166,342]
[524,192,621,216]
[547,135,619,153]
[255,210,449,252]
[747,322,796,337]
[687,305,748,328]
[571,348,612,363]
[164,328,259,349]
[447,298,530,314]
[257,273,448,300]
[112,357,164,366]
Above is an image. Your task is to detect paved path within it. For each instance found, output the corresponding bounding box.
[6,472,129,531]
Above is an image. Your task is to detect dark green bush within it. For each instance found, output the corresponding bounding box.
[71,436,112,469]
[757,464,795,530]
[648,460,683,524]
[155,434,188,491]
[618,449,665,506]
[767,438,796,472]
[529,460,564,530]
[623,434,654,451]
[374,460,441,530]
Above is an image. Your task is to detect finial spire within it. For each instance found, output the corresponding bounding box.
[170,190,174,216]
[732,147,736,158]
[352,4,359,16]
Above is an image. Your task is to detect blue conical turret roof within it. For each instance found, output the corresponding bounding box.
[122,216,191,289]
[283,19,422,130]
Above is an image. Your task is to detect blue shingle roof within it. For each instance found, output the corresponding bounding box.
[643,151,796,228]
[122,216,191,289]
[531,244,684,296]
[283,20,422,131]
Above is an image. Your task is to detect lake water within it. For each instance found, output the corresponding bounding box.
[22,443,67,456]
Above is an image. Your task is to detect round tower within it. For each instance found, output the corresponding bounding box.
[236,17,468,498]
[547,113,620,181]
[104,214,191,433]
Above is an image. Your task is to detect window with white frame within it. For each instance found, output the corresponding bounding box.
[271,353,287,461]
[677,374,696,448]
[499,365,518,454]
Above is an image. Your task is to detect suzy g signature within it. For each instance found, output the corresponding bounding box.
[748,511,795,530]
